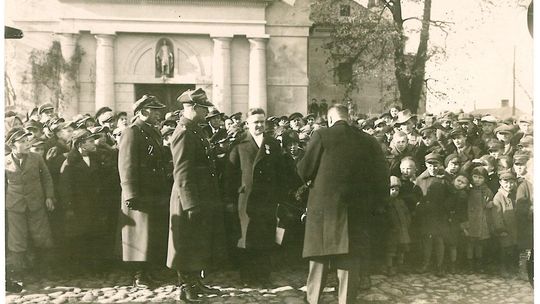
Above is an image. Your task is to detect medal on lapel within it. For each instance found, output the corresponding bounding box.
[265,144,271,155]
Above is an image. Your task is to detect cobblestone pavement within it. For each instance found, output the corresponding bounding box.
[5,266,533,304]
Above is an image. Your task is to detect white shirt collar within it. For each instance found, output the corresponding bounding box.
[252,133,264,148]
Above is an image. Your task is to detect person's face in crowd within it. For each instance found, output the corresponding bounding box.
[421,133,437,147]
[143,108,163,125]
[287,142,300,157]
[481,122,496,135]
[400,160,416,179]
[398,120,414,134]
[390,107,399,118]
[290,117,304,131]
[453,175,469,190]
[30,145,45,157]
[225,119,234,130]
[513,162,528,177]
[311,98,317,104]
[393,135,408,151]
[279,119,289,127]
[496,131,512,143]
[113,131,122,143]
[426,161,441,176]
[452,134,467,149]
[424,117,435,127]
[307,117,315,126]
[500,179,516,193]
[446,159,460,175]
[11,136,30,155]
[117,115,128,128]
[440,119,452,129]
[56,126,74,142]
[209,116,222,129]
[79,137,97,154]
[246,113,266,136]
[471,174,485,187]
[390,186,400,198]
[40,109,55,123]
[518,121,532,134]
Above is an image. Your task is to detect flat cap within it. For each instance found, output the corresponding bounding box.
[72,129,100,145]
[425,152,443,164]
[487,140,504,151]
[480,115,498,124]
[177,88,213,107]
[444,153,460,167]
[38,103,54,114]
[513,152,530,165]
[457,113,474,123]
[6,128,31,145]
[419,125,436,135]
[134,95,166,114]
[449,128,466,138]
[494,124,515,134]
[498,170,517,180]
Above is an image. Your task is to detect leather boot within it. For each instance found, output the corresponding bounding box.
[179,284,202,303]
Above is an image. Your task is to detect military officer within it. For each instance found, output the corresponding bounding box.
[118,95,169,287]
[167,88,227,302]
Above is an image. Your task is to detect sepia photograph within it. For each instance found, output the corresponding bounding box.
[3,0,534,303]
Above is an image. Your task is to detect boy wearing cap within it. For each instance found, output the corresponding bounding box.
[5,128,55,279]
[494,125,516,158]
[513,153,533,280]
[385,176,411,276]
[492,171,519,277]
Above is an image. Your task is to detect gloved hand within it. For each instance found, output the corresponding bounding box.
[187,207,201,221]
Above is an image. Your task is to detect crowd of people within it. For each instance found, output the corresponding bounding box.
[4,92,533,300]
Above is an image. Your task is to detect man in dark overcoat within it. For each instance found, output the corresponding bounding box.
[118,95,169,287]
[297,105,389,304]
[225,108,286,287]
[166,89,227,302]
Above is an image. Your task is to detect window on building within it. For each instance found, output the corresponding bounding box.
[336,62,353,84]
[339,5,351,17]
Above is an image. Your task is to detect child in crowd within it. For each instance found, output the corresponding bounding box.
[388,131,414,176]
[444,154,461,180]
[385,176,411,276]
[444,174,469,274]
[464,166,494,273]
[492,171,519,278]
[513,153,533,280]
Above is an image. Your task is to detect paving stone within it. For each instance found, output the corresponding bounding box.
[362,293,389,301]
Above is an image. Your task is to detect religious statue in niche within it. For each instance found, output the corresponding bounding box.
[155,38,174,78]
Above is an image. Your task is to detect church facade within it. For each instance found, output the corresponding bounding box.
[6,0,389,117]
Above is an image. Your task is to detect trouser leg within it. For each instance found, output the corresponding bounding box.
[335,255,359,304]
[306,258,328,304]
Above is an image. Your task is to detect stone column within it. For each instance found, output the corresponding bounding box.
[212,37,232,114]
[94,34,116,112]
[57,33,80,117]
[248,37,268,111]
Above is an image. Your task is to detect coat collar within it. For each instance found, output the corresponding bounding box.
[330,120,349,128]
[134,118,162,146]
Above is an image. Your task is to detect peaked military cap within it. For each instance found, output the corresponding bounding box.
[6,128,31,145]
[23,120,44,131]
[448,128,466,138]
[425,152,443,164]
[177,88,213,107]
[38,103,54,114]
[134,95,166,114]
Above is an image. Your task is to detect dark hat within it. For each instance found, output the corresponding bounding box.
[177,88,213,107]
[487,140,504,151]
[498,170,517,181]
[23,120,44,131]
[38,103,54,114]
[494,124,515,134]
[230,112,242,120]
[72,129,100,146]
[425,152,443,164]
[95,106,113,120]
[444,153,460,167]
[281,129,300,147]
[395,109,417,124]
[457,113,474,123]
[419,125,436,136]
[6,128,31,146]
[134,95,166,114]
[205,109,224,120]
[448,128,466,138]
[279,115,288,121]
[75,115,95,129]
[289,112,304,121]
[513,152,530,165]
[471,166,488,179]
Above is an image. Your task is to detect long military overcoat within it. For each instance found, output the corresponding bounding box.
[118,118,169,262]
[297,121,389,258]
[166,117,226,271]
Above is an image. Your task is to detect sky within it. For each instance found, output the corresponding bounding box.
[356,0,534,114]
